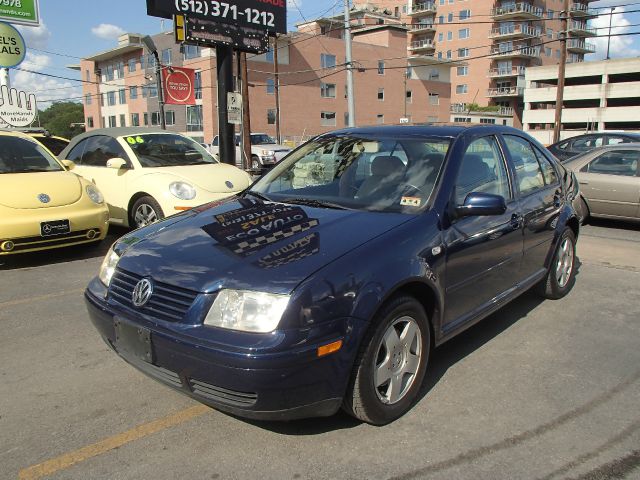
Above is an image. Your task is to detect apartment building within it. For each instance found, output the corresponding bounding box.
[353,0,599,126]
[523,57,640,144]
[79,22,452,145]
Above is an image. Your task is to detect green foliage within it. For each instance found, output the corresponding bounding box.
[465,103,501,113]
[37,102,85,139]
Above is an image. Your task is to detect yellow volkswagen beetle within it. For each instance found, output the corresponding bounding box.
[59,128,253,229]
[0,131,109,255]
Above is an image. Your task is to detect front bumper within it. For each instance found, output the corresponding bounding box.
[85,279,366,421]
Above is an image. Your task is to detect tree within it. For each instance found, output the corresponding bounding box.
[37,102,85,139]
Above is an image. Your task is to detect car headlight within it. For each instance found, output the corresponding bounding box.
[204,290,290,333]
[86,184,104,204]
[260,150,275,157]
[99,246,120,287]
[169,181,196,200]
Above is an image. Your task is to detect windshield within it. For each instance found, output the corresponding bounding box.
[126,134,219,168]
[250,134,451,213]
[251,134,277,145]
[0,135,64,174]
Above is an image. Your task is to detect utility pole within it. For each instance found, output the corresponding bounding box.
[0,68,10,88]
[216,44,235,165]
[344,0,356,127]
[553,0,569,144]
[240,52,252,171]
[142,36,166,130]
[606,7,614,60]
[403,67,408,118]
[273,35,281,144]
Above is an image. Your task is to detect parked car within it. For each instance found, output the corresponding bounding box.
[547,132,640,161]
[7,128,70,156]
[59,128,253,229]
[85,125,583,425]
[0,131,109,255]
[210,133,291,171]
[564,144,640,222]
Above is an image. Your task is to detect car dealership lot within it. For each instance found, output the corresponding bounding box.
[1,222,639,480]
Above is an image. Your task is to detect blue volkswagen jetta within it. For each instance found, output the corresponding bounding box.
[85,125,583,425]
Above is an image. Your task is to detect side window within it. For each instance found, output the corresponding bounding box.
[572,136,603,152]
[211,136,219,146]
[66,140,89,164]
[454,136,510,205]
[581,150,639,177]
[533,146,559,186]
[606,136,627,146]
[556,140,570,151]
[81,136,128,167]
[503,135,545,196]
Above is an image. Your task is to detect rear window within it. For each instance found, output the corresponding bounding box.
[34,136,69,156]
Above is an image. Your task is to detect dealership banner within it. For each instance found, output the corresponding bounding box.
[162,66,196,105]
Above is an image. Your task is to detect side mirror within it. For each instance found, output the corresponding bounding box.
[60,159,75,170]
[455,192,507,218]
[106,157,128,170]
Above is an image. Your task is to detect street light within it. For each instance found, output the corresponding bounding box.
[142,35,166,130]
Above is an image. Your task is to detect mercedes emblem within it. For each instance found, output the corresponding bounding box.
[132,279,154,307]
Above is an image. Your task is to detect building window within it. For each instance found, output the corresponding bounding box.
[194,71,202,100]
[108,115,117,128]
[321,111,336,126]
[165,111,175,126]
[447,31,453,41]
[118,89,126,105]
[321,82,336,98]
[378,60,385,75]
[107,91,116,106]
[454,117,472,123]
[151,112,161,126]
[545,47,552,57]
[321,53,336,69]
[378,88,384,101]
[128,58,136,73]
[119,114,126,127]
[267,109,276,125]
[187,105,203,131]
[406,66,413,78]
[429,69,440,80]
[459,28,470,39]
[459,9,470,19]
[147,84,158,98]
[429,93,439,105]
[438,32,444,42]
[448,13,453,22]
[183,44,201,60]
[116,62,124,79]
[130,86,138,100]
[265,47,274,63]
[556,49,561,58]
[267,78,275,94]
[458,48,469,57]
[143,113,149,126]
[376,114,384,125]
[85,69,90,82]
[131,113,140,126]
[457,66,468,76]
[480,118,496,124]
[447,50,452,59]
[406,90,412,103]
[438,15,444,24]
[87,117,94,128]
[456,84,468,94]
[547,9,554,19]
[85,94,92,105]
[161,48,172,66]
[547,28,553,39]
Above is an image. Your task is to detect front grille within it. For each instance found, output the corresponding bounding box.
[109,269,199,322]
[189,378,258,407]
[5,229,101,251]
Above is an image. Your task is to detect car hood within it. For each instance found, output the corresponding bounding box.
[140,163,252,194]
[116,199,414,294]
[0,171,82,209]
[255,143,290,152]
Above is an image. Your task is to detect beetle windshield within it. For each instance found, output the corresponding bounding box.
[125,134,219,167]
[0,135,64,174]
[250,134,451,213]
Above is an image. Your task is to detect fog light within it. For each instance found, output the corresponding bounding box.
[317,340,343,357]
[86,230,98,239]
[1,241,15,252]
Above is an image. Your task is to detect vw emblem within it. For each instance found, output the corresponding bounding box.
[38,194,50,204]
[225,181,234,189]
[132,279,153,307]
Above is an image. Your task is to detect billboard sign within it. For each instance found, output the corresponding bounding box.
[0,0,39,27]
[147,0,286,35]
[0,86,37,128]
[0,21,25,68]
[162,66,196,105]
[181,15,269,54]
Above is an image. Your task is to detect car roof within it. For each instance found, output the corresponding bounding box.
[320,124,525,139]
[552,132,640,146]
[68,127,179,142]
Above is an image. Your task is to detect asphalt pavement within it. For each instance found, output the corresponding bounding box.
[1,219,639,480]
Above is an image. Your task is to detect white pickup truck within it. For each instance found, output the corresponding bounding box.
[210,133,291,171]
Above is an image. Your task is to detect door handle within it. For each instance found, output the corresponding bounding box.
[578,181,589,185]
[511,214,523,229]
[554,189,562,208]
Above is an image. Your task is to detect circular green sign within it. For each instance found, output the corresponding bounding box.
[0,22,26,68]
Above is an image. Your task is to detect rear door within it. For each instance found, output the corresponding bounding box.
[579,149,640,219]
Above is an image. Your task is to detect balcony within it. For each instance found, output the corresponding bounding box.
[486,86,525,98]
[450,104,515,116]
[489,45,541,59]
[409,22,436,34]
[567,38,596,54]
[491,3,543,20]
[570,3,598,19]
[489,24,541,40]
[408,2,437,17]
[488,66,527,78]
[569,21,597,37]
[409,39,436,54]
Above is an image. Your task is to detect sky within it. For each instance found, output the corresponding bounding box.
[8,0,640,109]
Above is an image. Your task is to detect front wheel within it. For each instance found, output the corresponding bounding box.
[343,295,430,425]
[251,155,261,170]
[538,228,577,299]
[130,196,164,229]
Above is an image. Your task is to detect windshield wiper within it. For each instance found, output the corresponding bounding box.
[281,198,351,210]
[244,190,272,202]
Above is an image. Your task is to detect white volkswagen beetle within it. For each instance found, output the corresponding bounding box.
[60,128,252,229]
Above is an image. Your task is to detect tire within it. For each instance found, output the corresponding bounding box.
[130,196,164,229]
[251,155,261,170]
[537,228,577,300]
[343,295,431,425]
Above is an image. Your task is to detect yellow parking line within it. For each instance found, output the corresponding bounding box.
[0,289,85,308]
[18,404,210,480]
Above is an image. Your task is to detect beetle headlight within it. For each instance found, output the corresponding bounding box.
[86,184,104,204]
[204,290,290,333]
[169,181,196,200]
[99,245,120,287]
